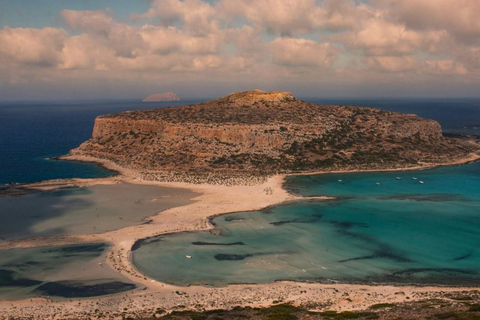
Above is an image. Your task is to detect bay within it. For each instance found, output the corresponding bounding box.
[132,162,480,286]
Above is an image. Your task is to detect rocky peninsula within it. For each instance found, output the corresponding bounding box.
[71,89,478,185]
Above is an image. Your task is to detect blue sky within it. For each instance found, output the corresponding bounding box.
[0,1,150,28]
[0,0,479,100]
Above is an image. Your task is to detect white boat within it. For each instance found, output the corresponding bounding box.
[186,255,192,259]
[396,177,402,180]
[338,179,342,182]
[412,177,418,180]
[419,181,424,184]
[376,182,381,185]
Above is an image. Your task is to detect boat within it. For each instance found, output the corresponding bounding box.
[186,255,192,259]
[338,179,342,182]
[412,177,418,180]
[396,177,402,180]
[419,181,424,184]
[376,182,381,185]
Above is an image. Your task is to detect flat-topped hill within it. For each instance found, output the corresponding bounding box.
[142,92,179,102]
[71,90,479,184]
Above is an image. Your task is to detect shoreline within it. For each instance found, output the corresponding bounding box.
[1,151,480,319]
[51,155,122,178]
[286,150,480,178]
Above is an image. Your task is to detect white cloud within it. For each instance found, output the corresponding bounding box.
[217,0,365,36]
[0,27,67,67]
[334,18,431,56]
[135,0,217,35]
[1,0,480,99]
[454,47,480,73]
[139,26,221,56]
[423,60,467,75]
[367,55,419,73]
[375,0,480,45]
[269,37,337,68]
[62,9,114,35]
[219,0,324,36]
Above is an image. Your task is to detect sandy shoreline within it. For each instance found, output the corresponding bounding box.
[1,152,480,319]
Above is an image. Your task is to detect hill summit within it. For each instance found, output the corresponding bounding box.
[211,89,294,106]
[71,90,478,184]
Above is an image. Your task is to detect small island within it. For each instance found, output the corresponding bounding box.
[142,92,180,102]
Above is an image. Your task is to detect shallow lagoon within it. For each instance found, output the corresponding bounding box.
[0,183,197,300]
[133,162,480,287]
[0,243,135,300]
[0,183,197,240]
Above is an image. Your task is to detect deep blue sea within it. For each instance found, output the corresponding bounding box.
[0,99,204,185]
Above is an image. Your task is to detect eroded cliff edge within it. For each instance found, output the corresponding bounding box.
[70,90,479,184]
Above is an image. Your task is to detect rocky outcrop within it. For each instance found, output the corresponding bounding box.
[71,90,478,184]
[142,92,179,102]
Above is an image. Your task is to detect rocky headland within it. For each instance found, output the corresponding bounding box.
[70,90,479,184]
[142,92,180,102]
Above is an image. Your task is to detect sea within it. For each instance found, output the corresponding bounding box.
[1,98,480,297]
[0,99,196,185]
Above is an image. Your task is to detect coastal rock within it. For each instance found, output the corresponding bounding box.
[71,90,478,184]
[142,92,180,102]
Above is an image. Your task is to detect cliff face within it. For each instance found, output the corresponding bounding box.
[72,90,477,183]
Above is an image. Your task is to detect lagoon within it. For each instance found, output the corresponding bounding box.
[0,183,196,241]
[0,243,135,300]
[132,162,480,287]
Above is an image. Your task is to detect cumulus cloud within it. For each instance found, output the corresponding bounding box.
[62,9,115,35]
[423,59,467,75]
[375,0,480,45]
[0,0,479,99]
[217,0,366,36]
[0,27,67,67]
[324,1,478,74]
[218,0,324,36]
[367,55,419,73]
[333,18,438,56]
[454,47,480,73]
[269,37,337,68]
[62,9,146,59]
[60,34,111,70]
[135,0,217,35]
[139,26,221,56]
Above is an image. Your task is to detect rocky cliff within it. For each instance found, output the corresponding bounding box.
[71,90,478,184]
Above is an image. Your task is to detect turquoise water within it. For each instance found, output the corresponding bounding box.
[132,162,480,286]
[284,161,480,199]
[0,244,135,300]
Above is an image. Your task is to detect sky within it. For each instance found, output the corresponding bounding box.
[0,0,480,100]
